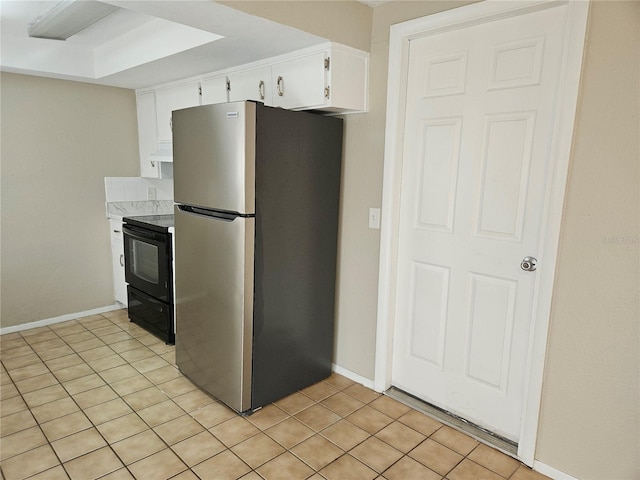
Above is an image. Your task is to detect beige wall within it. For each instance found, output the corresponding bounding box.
[222,0,379,378]
[1,1,637,477]
[224,0,474,380]
[367,3,639,478]
[218,1,373,52]
[0,73,140,328]
[535,2,640,478]
[227,1,640,478]
[338,0,476,378]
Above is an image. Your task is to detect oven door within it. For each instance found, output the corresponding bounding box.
[123,224,171,302]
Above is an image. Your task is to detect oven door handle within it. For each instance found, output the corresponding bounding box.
[123,225,167,243]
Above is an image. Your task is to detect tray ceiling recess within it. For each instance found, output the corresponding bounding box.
[28,1,121,40]
[0,0,327,89]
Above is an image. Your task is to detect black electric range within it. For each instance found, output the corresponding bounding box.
[122,214,175,344]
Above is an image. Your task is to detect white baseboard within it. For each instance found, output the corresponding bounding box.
[0,304,123,335]
[534,461,580,480]
[331,363,375,390]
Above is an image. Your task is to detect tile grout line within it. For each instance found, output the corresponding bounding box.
[68,316,156,480]
[2,312,544,480]
[1,315,178,479]
[3,317,139,479]
[2,324,84,479]
[70,315,184,479]
[4,355,441,480]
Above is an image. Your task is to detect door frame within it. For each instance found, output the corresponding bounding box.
[374,0,589,465]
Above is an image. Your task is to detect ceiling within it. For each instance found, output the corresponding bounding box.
[0,0,334,89]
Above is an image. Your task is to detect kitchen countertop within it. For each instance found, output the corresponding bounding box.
[106,200,174,222]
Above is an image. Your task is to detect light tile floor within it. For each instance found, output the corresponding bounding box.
[0,310,551,480]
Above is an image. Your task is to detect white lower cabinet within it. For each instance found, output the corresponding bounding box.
[110,219,127,306]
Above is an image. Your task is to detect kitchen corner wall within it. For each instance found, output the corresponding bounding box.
[535,2,639,478]
[217,0,373,53]
[225,2,639,479]
[220,0,379,379]
[1,2,636,477]
[0,72,140,328]
[222,0,474,381]
[365,3,639,478]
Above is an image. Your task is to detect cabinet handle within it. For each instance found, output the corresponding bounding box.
[119,254,125,267]
[277,76,284,97]
[258,80,265,100]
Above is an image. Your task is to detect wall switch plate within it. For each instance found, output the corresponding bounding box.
[147,186,157,200]
[369,208,381,229]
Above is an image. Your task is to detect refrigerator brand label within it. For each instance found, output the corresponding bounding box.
[227,112,239,118]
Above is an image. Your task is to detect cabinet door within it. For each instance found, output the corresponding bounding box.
[201,76,228,105]
[110,220,127,306]
[155,82,201,143]
[271,51,327,110]
[136,91,160,178]
[228,67,272,105]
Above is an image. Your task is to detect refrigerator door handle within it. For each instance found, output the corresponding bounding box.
[177,204,246,221]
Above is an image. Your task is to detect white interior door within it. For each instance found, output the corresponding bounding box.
[391,5,569,442]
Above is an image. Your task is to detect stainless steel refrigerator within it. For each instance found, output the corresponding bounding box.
[173,101,343,414]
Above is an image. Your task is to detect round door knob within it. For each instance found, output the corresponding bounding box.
[521,256,537,272]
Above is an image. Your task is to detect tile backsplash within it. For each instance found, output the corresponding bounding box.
[105,177,173,202]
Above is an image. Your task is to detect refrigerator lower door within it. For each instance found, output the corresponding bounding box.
[174,206,255,413]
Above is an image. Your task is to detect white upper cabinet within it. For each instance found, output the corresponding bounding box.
[270,44,369,113]
[137,81,201,178]
[136,91,160,178]
[201,75,229,105]
[135,43,369,177]
[321,45,369,113]
[271,51,327,110]
[155,81,201,144]
[232,44,369,113]
[228,67,272,105]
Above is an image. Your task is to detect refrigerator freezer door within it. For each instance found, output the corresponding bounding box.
[173,101,256,215]
[174,206,255,412]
